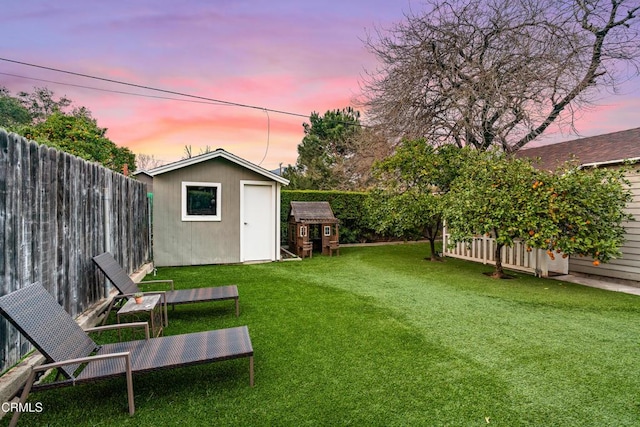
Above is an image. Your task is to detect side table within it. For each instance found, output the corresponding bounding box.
[117,294,163,338]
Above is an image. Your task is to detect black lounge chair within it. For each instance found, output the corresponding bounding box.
[92,253,240,325]
[0,282,254,427]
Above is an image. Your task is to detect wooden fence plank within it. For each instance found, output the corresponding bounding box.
[0,130,9,372]
[0,129,150,374]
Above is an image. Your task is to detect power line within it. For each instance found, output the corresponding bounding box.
[259,109,270,166]
[0,72,231,106]
[0,57,310,119]
[0,57,368,167]
[0,57,369,129]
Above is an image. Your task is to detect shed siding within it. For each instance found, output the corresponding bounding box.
[153,157,271,266]
[569,168,640,281]
[135,173,153,193]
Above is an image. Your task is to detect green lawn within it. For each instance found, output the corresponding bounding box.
[7,243,640,426]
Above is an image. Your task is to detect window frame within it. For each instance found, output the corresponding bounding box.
[181,181,222,222]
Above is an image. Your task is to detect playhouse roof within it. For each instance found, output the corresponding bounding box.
[145,148,289,185]
[288,201,339,224]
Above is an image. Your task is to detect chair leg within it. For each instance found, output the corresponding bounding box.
[249,356,254,387]
[101,299,117,326]
[162,294,169,327]
[9,369,37,427]
[125,354,135,415]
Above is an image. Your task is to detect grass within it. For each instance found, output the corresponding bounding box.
[6,243,640,426]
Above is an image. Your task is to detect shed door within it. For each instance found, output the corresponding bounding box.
[242,183,274,262]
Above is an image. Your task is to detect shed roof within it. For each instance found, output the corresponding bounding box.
[132,170,153,178]
[516,127,640,170]
[145,148,289,185]
[289,201,339,224]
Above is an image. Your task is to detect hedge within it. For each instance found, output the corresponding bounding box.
[281,190,378,244]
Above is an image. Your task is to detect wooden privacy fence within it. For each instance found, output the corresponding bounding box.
[442,227,568,277]
[0,129,150,374]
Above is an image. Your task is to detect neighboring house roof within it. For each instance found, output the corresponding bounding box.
[132,170,153,178]
[516,127,640,170]
[289,201,339,224]
[145,148,290,185]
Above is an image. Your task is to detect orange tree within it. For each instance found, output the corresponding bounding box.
[1,87,135,174]
[366,140,467,260]
[527,163,633,265]
[443,149,632,278]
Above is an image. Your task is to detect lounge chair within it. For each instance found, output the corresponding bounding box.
[92,253,240,325]
[0,282,254,427]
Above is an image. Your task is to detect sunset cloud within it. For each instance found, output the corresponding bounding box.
[2,0,639,170]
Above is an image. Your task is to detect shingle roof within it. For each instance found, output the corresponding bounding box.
[516,127,640,170]
[288,201,338,224]
[145,148,289,185]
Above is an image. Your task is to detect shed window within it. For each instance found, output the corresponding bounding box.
[181,181,221,221]
[324,226,331,236]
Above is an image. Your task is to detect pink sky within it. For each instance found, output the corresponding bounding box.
[2,1,639,170]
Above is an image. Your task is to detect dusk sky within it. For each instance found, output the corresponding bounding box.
[2,1,639,171]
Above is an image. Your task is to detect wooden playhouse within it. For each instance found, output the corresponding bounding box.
[287,201,339,258]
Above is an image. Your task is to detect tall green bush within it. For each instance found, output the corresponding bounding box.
[281,190,377,244]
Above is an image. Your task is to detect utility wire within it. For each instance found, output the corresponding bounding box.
[259,108,270,166]
[0,72,231,106]
[0,57,310,119]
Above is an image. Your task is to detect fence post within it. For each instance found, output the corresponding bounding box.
[482,236,488,265]
[539,249,549,278]
[104,180,112,255]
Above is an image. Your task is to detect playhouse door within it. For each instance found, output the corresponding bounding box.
[241,182,275,262]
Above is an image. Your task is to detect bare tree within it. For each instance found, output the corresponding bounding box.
[182,145,212,159]
[136,153,163,171]
[359,0,640,153]
[341,125,394,190]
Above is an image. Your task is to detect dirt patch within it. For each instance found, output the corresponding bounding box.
[483,271,516,279]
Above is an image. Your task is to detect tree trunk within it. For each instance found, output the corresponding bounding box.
[425,220,442,261]
[428,238,438,261]
[492,243,507,278]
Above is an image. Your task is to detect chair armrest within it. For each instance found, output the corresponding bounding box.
[139,279,175,291]
[85,322,150,340]
[32,351,132,373]
[139,290,166,296]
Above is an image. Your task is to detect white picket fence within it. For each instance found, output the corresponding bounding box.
[442,228,568,277]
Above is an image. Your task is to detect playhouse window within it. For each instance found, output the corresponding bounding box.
[324,226,331,236]
[181,181,221,221]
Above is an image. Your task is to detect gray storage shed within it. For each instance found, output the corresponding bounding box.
[146,149,289,266]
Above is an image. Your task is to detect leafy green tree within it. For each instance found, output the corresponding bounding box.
[0,87,134,173]
[525,164,633,266]
[290,107,362,190]
[281,165,312,190]
[443,150,633,277]
[367,140,468,260]
[0,87,32,128]
[24,111,135,173]
[17,87,72,122]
